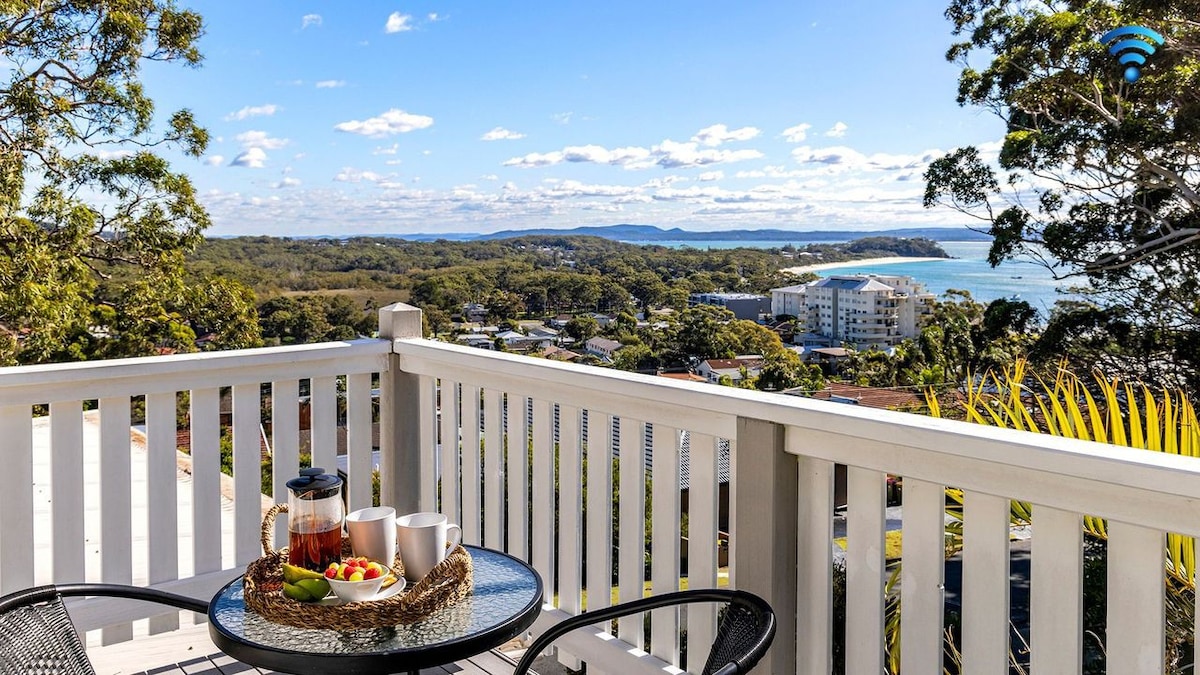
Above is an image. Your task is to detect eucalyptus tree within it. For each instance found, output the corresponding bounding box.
[0,1,259,363]
[924,0,1200,389]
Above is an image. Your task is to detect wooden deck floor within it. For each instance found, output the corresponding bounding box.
[85,621,535,675]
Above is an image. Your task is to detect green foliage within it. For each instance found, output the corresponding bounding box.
[929,359,1200,672]
[840,293,1037,388]
[925,0,1200,392]
[0,1,260,364]
[258,294,374,345]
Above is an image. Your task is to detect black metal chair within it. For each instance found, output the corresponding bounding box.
[0,583,208,675]
[512,589,775,675]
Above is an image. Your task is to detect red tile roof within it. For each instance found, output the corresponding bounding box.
[809,382,925,410]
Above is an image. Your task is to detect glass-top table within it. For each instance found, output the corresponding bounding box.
[208,545,544,675]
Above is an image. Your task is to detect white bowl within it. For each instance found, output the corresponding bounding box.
[328,574,386,603]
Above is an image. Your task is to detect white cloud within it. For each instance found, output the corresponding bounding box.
[335,167,386,183]
[315,80,345,89]
[272,176,301,188]
[301,14,322,29]
[782,123,812,143]
[385,12,412,33]
[642,176,686,189]
[385,159,403,166]
[481,127,525,141]
[698,170,724,182]
[735,165,807,179]
[551,112,573,125]
[204,155,224,166]
[373,144,399,155]
[825,122,848,138]
[428,12,443,21]
[231,147,268,168]
[224,104,280,122]
[652,139,763,168]
[481,174,499,181]
[504,139,760,170]
[791,145,938,173]
[334,109,433,137]
[545,180,641,198]
[92,148,134,159]
[236,130,289,150]
[691,124,760,147]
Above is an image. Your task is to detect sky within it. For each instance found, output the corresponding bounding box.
[141,1,1009,237]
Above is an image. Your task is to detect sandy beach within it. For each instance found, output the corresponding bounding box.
[781,256,949,275]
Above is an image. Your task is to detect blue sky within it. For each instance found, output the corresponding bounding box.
[144,1,1007,236]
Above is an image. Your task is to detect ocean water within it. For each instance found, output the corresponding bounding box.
[626,238,1072,314]
[812,241,1071,314]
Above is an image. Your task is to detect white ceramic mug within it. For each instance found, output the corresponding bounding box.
[346,506,397,566]
[396,512,462,581]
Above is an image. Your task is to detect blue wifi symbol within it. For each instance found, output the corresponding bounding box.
[1100,25,1165,83]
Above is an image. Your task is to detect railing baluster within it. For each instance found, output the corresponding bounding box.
[618,418,649,648]
[347,372,373,511]
[233,383,261,565]
[586,413,614,617]
[506,395,529,560]
[270,379,299,549]
[531,398,555,601]
[557,404,584,669]
[461,385,482,545]
[794,453,832,675]
[99,397,134,644]
[0,405,32,595]
[310,376,337,475]
[685,432,718,672]
[438,380,461,524]
[190,388,223,577]
[146,392,180,633]
[900,478,946,675]
[846,466,885,675]
[1030,505,1082,674]
[962,491,1010,675]
[650,424,681,665]
[483,388,504,548]
[418,375,437,513]
[1107,521,1165,674]
[51,400,85,585]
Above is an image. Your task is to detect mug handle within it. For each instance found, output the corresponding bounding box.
[446,524,462,549]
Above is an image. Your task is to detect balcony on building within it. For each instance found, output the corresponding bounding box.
[0,302,1192,675]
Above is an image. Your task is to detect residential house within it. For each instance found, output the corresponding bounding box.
[526,325,560,340]
[460,302,489,323]
[456,333,496,350]
[539,345,581,362]
[696,356,765,384]
[584,336,623,362]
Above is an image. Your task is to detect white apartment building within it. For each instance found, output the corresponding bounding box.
[770,274,936,349]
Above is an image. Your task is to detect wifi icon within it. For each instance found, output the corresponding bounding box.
[1100,25,1165,83]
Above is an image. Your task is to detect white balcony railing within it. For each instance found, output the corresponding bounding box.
[0,302,1197,674]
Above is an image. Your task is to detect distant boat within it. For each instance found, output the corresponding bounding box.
[1010,275,1023,279]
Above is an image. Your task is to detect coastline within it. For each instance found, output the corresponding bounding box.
[782,256,949,275]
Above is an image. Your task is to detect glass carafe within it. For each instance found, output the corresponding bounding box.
[286,467,344,571]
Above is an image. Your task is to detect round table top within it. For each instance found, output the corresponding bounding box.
[208,545,543,675]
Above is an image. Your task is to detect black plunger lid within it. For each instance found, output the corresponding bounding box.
[286,467,342,500]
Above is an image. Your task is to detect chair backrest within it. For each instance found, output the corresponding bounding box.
[702,590,776,675]
[0,586,95,675]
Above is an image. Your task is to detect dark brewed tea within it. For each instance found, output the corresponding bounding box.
[288,520,341,571]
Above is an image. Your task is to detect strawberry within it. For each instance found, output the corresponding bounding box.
[363,566,381,580]
[324,567,336,579]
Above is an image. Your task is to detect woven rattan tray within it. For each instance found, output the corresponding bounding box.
[242,504,474,631]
